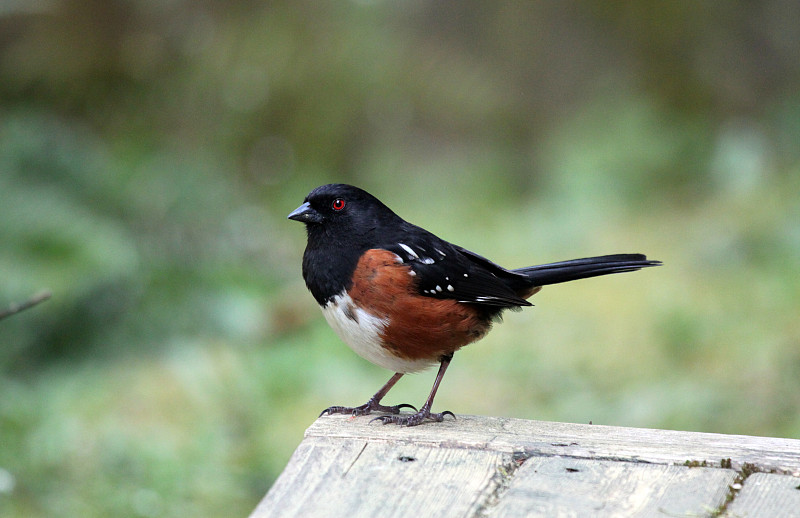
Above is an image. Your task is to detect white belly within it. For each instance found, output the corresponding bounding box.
[321,292,435,373]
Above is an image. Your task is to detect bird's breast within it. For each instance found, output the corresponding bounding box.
[321,291,436,373]
[320,249,492,373]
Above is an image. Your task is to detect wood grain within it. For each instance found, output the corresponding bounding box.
[724,472,800,518]
[493,457,735,517]
[252,414,800,518]
[304,414,800,473]
[253,437,503,518]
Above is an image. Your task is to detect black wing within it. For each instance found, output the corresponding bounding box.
[381,239,532,308]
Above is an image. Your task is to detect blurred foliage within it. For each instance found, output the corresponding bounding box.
[1,1,799,517]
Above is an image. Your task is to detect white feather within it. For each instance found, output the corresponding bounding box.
[321,292,435,373]
[398,243,419,260]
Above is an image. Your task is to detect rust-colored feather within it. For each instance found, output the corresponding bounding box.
[348,249,490,362]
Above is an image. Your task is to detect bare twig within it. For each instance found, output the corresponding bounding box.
[0,291,52,322]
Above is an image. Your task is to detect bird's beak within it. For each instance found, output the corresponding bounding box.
[287,201,323,224]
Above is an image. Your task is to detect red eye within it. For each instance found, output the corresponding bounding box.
[331,198,346,211]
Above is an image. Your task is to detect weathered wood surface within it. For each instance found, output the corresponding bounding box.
[252,414,800,518]
[725,472,800,518]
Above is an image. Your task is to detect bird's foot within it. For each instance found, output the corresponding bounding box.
[319,400,416,418]
[370,407,456,427]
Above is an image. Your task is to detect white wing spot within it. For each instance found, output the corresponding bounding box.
[447,285,454,292]
[398,243,419,260]
[408,270,417,277]
[436,248,446,257]
[435,285,443,292]
[420,257,435,265]
[463,273,469,277]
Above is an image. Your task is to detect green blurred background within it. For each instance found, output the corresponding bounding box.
[1,1,799,516]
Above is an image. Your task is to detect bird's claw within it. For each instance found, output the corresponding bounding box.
[319,401,417,418]
[370,409,456,427]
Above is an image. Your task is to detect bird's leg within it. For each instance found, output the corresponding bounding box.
[372,353,456,426]
[319,372,416,417]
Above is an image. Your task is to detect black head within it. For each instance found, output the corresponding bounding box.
[288,184,404,304]
[287,183,400,239]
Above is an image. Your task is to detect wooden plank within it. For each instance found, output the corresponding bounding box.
[304,414,800,473]
[252,436,506,518]
[492,457,735,517]
[723,472,800,518]
[253,415,800,518]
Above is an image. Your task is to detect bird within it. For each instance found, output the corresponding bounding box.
[288,183,661,426]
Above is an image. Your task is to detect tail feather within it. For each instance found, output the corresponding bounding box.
[513,254,661,286]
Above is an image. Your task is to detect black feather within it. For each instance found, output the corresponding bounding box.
[513,254,662,286]
[289,184,661,314]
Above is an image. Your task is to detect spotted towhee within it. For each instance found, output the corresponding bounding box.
[288,183,660,426]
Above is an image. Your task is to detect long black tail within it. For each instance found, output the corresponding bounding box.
[513,254,661,286]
